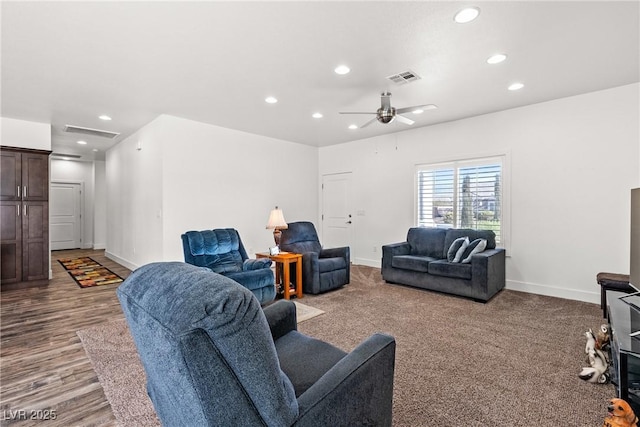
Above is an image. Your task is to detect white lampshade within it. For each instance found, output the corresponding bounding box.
[266,206,288,230]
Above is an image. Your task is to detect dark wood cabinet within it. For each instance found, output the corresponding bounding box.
[1,150,49,201]
[22,201,49,282]
[1,151,21,200]
[1,201,22,283]
[0,147,51,289]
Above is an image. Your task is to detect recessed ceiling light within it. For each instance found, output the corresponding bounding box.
[92,149,99,152]
[265,96,278,104]
[508,82,524,91]
[454,7,480,23]
[77,140,87,145]
[98,115,112,121]
[487,54,507,64]
[348,124,358,130]
[334,65,351,75]
[312,112,323,119]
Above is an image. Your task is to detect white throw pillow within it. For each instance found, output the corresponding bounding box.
[461,238,487,263]
[448,237,469,263]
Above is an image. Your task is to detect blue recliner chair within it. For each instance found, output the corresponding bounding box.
[279,221,350,294]
[117,262,396,426]
[181,228,275,304]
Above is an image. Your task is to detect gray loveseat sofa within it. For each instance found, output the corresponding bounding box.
[382,227,505,302]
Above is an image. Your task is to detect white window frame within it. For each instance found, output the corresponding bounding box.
[415,152,511,252]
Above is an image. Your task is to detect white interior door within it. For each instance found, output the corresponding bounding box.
[322,172,353,250]
[51,182,82,250]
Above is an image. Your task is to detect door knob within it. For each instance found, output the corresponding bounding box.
[346,221,352,224]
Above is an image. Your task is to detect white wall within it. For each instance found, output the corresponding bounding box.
[106,117,164,269]
[93,161,107,249]
[319,83,640,304]
[106,114,318,269]
[0,117,51,150]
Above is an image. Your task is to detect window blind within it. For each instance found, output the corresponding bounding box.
[417,157,503,243]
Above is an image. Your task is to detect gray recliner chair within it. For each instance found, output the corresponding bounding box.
[117,262,396,427]
[181,228,275,304]
[279,221,350,294]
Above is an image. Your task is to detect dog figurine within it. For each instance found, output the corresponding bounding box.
[603,398,638,427]
[579,348,609,383]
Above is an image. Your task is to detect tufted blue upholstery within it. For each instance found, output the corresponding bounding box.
[181,228,275,304]
[117,262,396,426]
[279,222,350,294]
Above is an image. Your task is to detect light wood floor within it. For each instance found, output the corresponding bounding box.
[1,249,131,426]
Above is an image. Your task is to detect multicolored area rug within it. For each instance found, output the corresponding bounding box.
[58,257,124,288]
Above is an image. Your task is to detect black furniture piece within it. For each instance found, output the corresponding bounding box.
[607,291,640,416]
[598,272,633,318]
[117,262,396,426]
[382,227,505,302]
[279,221,350,294]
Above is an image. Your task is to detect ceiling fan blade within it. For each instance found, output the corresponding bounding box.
[360,117,378,128]
[396,104,438,115]
[395,114,415,126]
[339,112,377,115]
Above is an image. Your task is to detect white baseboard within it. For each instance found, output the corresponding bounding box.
[352,259,600,304]
[93,243,105,250]
[353,257,380,268]
[105,251,139,272]
[506,279,599,305]
[100,252,600,304]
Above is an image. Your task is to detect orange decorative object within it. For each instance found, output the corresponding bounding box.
[603,398,638,427]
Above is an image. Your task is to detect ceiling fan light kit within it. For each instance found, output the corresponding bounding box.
[339,91,434,128]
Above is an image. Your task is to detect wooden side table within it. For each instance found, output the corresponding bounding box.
[255,252,303,300]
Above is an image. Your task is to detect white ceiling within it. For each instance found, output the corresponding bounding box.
[2,1,639,161]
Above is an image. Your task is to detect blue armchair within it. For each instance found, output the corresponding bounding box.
[181,228,275,304]
[279,221,350,294]
[117,262,396,426]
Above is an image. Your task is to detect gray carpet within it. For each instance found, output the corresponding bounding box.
[78,265,614,426]
[77,319,160,427]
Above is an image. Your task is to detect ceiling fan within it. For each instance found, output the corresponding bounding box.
[339,91,437,128]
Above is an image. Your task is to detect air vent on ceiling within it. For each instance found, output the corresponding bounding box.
[63,124,120,139]
[51,153,82,159]
[386,70,421,85]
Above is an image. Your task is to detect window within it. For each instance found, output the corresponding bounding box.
[416,155,506,244]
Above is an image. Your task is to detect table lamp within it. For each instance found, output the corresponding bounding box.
[266,206,288,247]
